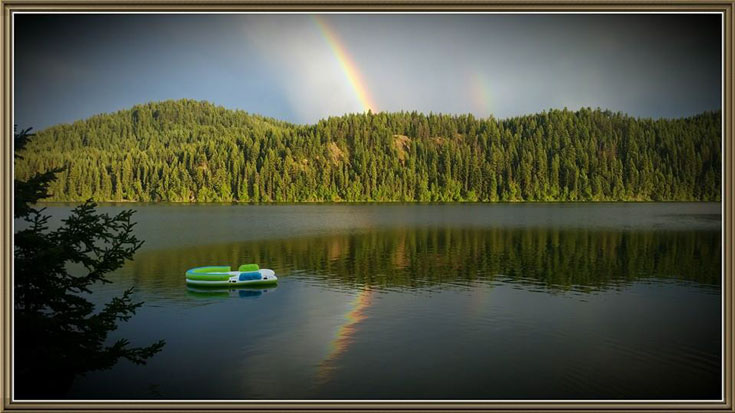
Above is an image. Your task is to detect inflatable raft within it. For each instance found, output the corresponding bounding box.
[185,264,277,287]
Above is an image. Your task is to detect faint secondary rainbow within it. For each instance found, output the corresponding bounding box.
[312,15,378,113]
[315,288,374,384]
[470,72,493,118]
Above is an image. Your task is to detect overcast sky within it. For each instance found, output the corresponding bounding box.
[14,13,722,130]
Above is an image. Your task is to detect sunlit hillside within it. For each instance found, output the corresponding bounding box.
[15,99,721,202]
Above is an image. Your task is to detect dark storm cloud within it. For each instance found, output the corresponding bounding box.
[14,13,721,130]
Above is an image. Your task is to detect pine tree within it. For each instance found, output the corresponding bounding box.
[14,128,164,398]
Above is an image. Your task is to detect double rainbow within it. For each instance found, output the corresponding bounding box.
[312,15,378,114]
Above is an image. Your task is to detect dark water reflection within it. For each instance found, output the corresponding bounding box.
[124,227,720,293]
[30,203,720,400]
[186,286,277,299]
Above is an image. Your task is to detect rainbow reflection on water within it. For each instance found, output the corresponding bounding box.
[315,288,374,384]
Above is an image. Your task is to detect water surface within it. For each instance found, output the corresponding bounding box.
[26,203,721,400]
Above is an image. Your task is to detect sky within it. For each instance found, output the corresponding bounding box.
[14,13,722,130]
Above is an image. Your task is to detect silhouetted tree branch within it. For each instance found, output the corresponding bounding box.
[14,127,165,398]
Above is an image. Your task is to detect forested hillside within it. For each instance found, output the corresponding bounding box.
[15,99,721,202]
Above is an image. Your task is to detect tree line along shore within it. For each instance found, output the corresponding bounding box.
[15,99,721,203]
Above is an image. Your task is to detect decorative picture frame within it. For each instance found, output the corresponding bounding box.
[1,2,732,411]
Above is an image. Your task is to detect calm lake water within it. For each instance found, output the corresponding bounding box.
[25,203,722,400]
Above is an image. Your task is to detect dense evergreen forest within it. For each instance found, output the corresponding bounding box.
[15,99,721,202]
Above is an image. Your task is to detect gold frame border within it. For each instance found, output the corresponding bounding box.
[0,3,732,412]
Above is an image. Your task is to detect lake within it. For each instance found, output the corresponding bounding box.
[23,203,722,400]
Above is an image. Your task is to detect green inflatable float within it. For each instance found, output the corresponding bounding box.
[185,264,278,287]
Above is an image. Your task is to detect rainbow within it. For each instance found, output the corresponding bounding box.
[312,15,378,113]
[470,72,493,118]
[315,288,373,384]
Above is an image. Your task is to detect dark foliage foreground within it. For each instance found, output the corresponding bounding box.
[14,128,164,398]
